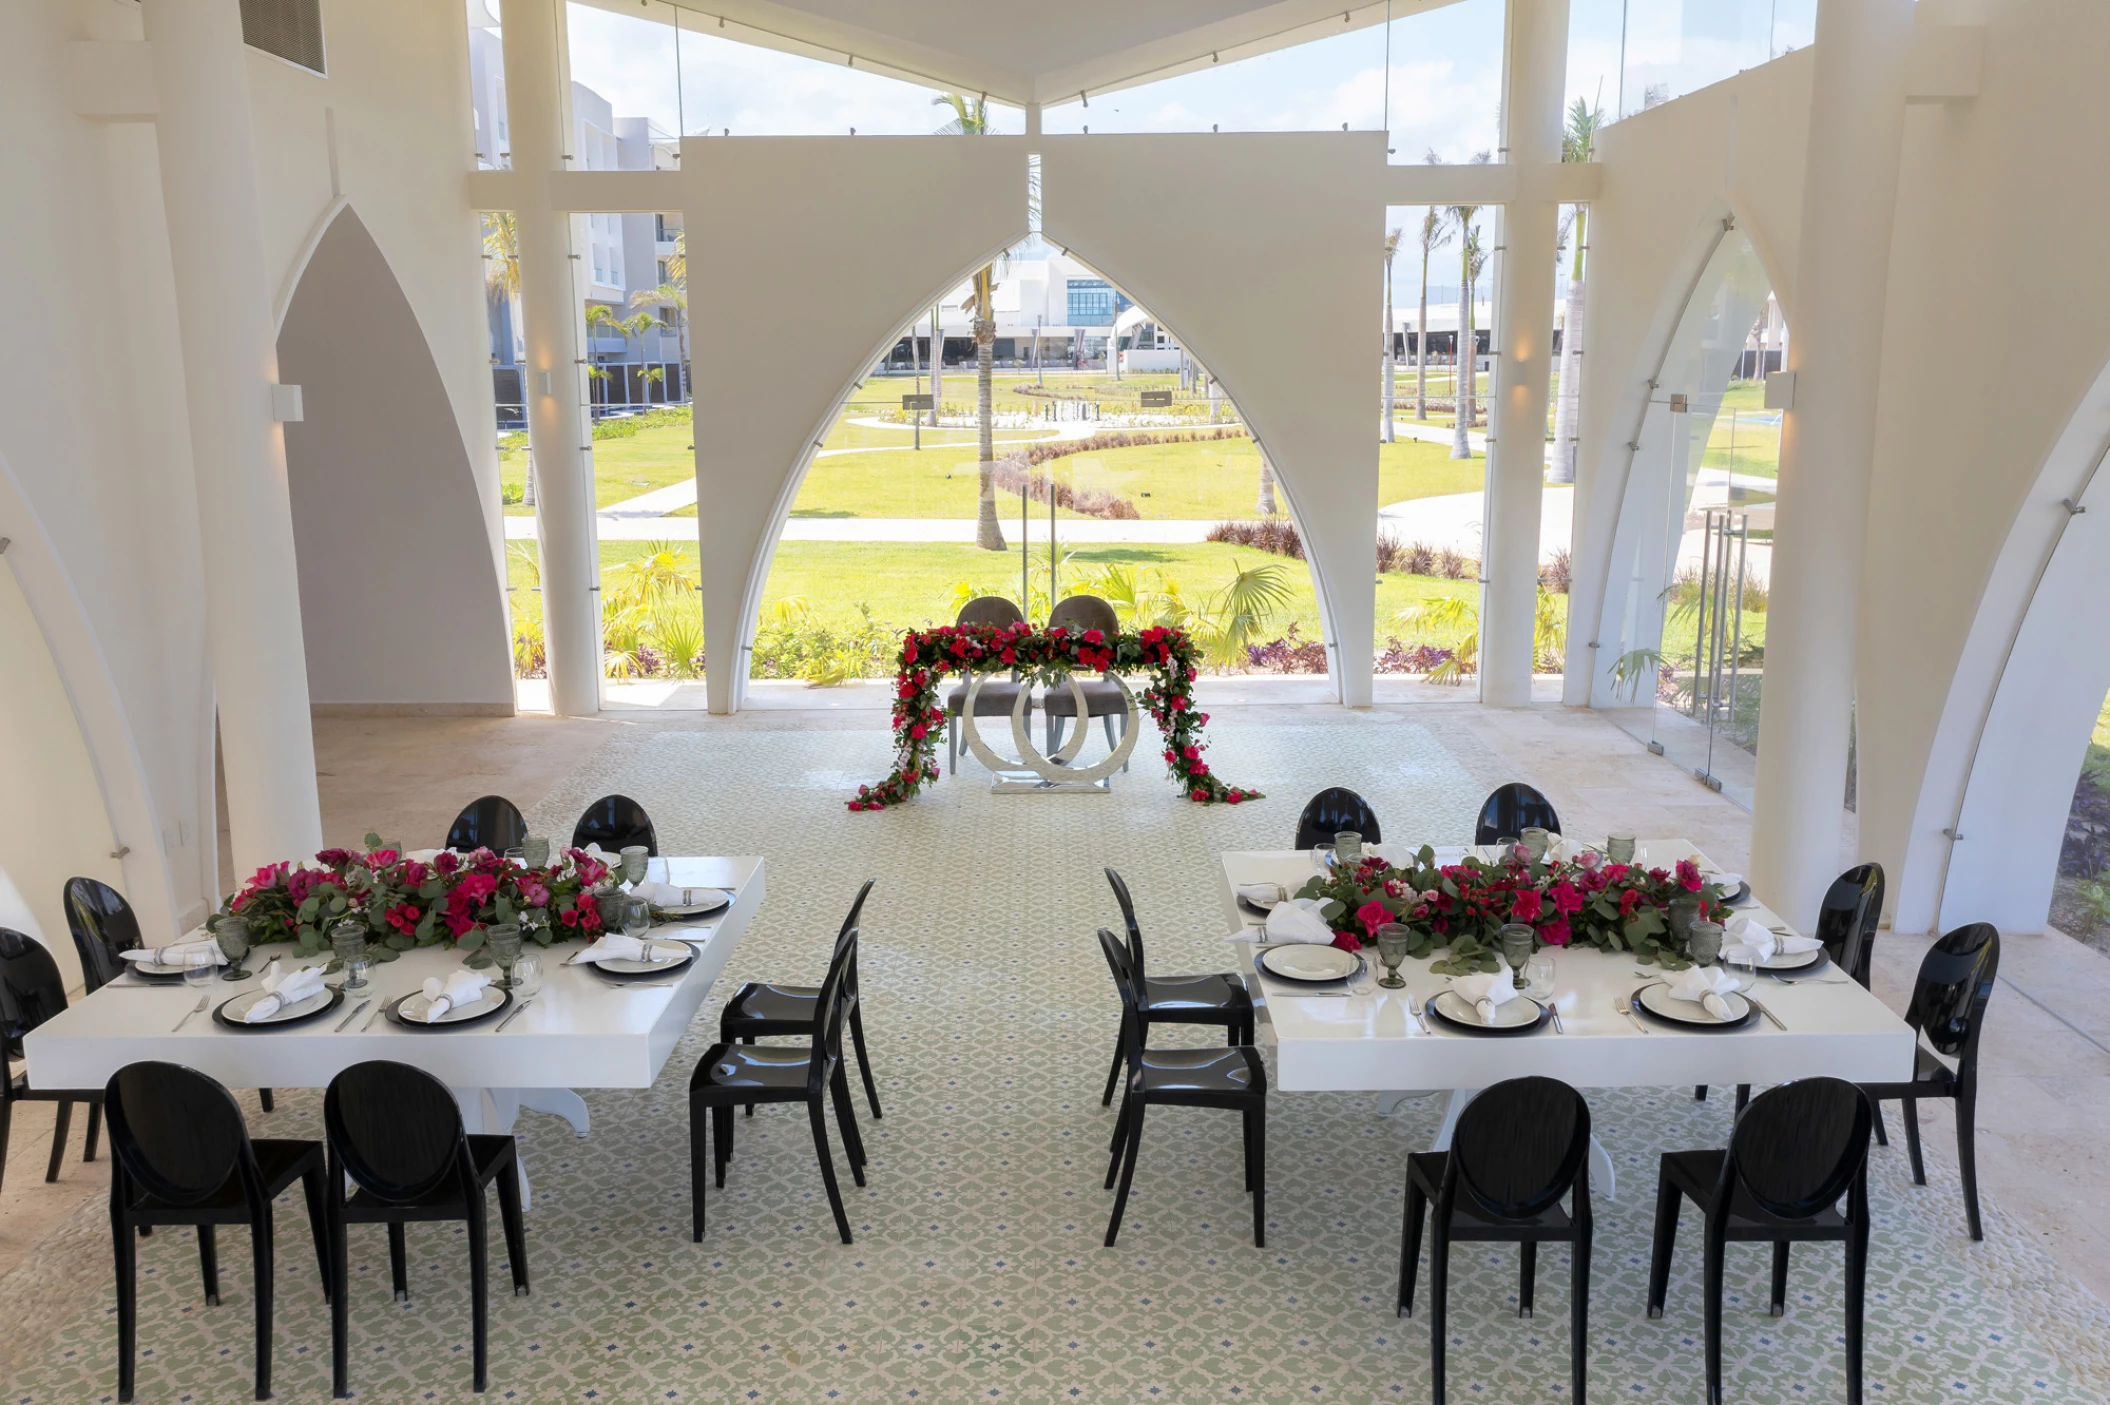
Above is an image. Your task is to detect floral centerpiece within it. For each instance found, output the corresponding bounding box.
[225,833,610,959]
[1293,845,1736,976]
[850,621,1260,810]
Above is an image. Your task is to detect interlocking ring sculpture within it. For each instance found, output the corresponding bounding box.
[957,671,1141,786]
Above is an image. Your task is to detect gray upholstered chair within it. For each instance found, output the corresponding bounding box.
[945,596,1033,777]
[1042,594,1130,773]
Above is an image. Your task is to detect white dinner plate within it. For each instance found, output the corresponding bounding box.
[1757,946,1824,971]
[220,987,333,1024]
[595,939,695,975]
[653,888,730,917]
[396,987,508,1024]
[1637,982,1752,1025]
[1431,989,1545,1029]
[1259,945,1359,982]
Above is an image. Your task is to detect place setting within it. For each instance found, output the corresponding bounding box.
[212,959,343,1031]
[567,893,698,985]
[1625,916,1787,1032]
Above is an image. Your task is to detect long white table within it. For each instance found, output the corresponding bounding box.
[1220,841,1915,1194]
[27,855,764,1205]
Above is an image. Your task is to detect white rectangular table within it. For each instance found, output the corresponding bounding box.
[27,855,764,1204]
[1220,841,1915,1192]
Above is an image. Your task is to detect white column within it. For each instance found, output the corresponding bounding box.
[1479,0,1568,707]
[1749,0,1914,929]
[500,0,601,715]
[141,0,321,873]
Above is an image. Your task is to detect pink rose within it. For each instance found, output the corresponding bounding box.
[1356,900,1391,937]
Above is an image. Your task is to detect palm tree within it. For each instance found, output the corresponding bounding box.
[1413,204,1451,421]
[1257,445,1279,516]
[1442,151,1494,459]
[1382,224,1403,443]
[583,304,616,408]
[935,92,1006,550]
[482,211,522,359]
[616,311,660,407]
[1551,97,1603,484]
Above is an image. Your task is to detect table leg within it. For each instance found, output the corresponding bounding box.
[1375,1090,1438,1116]
[518,1088,590,1136]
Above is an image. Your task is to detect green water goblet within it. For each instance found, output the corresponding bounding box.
[213,915,253,981]
[330,920,369,993]
[1521,827,1553,863]
[1333,831,1363,865]
[1687,919,1724,968]
[487,922,524,989]
[1606,832,1637,865]
[1668,895,1702,951]
[1498,923,1536,985]
[1374,923,1412,990]
[522,836,551,869]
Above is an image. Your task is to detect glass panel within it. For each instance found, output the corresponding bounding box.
[464,0,510,169]
[1569,0,1823,123]
[1595,230,1774,806]
[2053,687,2110,949]
[1040,18,1389,135]
[566,2,683,146]
[1383,0,1505,164]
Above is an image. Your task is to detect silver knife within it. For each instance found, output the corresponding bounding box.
[1744,993,1788,1030]
[361,1000,389,1031]
[493,995,534,1032]
[334,998,370,1032]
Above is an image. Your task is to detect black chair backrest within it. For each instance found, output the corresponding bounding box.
[446,795,528,853]
[1848,862,1884,982]
[1908,922,1999,1060]
[1474,783,1560,845]
[1103,868,1148,981]
[572,794,658,856]
[1450,1077,1591,1221]
[105,1062,255,1206]
[1096,927,1144,1069]
[804,881,875,1093]
[956,596,1025,629]
[327,1061,473,1203]
[0,928,69,1066]
[1294,787,1382,850]
[1814,865,1882,982]
[1726,1078,1872,1221]
[65,877,142,994]
[1049,595,1119,638]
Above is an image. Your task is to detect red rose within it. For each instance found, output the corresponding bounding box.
[1510,889,1543,922]
[1331,931,1363,953]
[1550,880,1583,916]
[1191,788,1208,801]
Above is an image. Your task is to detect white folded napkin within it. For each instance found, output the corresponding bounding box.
[123,937,224,969]
[1453,966,1520,1024]
[1720,915,1821,966]
[1668,965,1744,1020]
[244,962,327,1022]
[1263,898,1336,945]
[575,932,666,966]
[629,879,721,909]
[1709,871,1744,892]
[1236,882,1285,909]
[418,969,494,1022]
[405,848,445,864]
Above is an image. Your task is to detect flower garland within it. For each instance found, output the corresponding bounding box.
[226,833,610,959]
[851,621,1261,810]
[1295,846,1736,975]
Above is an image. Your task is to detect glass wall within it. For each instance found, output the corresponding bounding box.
[2051,687,2110,952]
[1594,230,1776,806]
[1568,0,1818,123]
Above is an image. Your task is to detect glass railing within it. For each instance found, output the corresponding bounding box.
[1569,0,1818,125]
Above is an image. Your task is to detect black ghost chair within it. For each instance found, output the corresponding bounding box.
[1293,786,1382,851]
[1473,782,1560,845]
[572,793,659,855]
[0,927,105,1189]
[446,795,529,854]
[1097,868,1252,1108]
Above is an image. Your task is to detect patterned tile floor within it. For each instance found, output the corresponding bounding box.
[8,715,2110,1402]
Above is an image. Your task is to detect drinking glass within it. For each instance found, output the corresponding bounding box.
[1721,936,1756,985]
[213,914,253,982]
[504,846,525,866]
[183,955,217,994]
[511,953,543,996]
[487,921,524,990]
[523,836,551,869]
[1524,954,1557,1002]
[331,920,369,992]
[1498,923,1536,984]
[1668,896,1702,949]
[1520,827,1553,863]
[622,896,654,957]
[620,846,651,887]
[1606,832,1638,865]
[1687,919,1724,968]
[1496,836,1521,864]
[1374,923,1412,989]
[1332,831,1363,865]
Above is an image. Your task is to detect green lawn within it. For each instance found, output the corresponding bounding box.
[505,539,1502,655]
[1702,380,1781,480]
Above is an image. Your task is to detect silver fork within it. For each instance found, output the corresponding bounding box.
[172,996,208,1032]
[1613,995,1649,1034]
[1405,991,1432,1035]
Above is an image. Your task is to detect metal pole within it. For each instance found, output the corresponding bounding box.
[1728,513,1748,743]
[1690,507,1712,718]
[1710,510,1733,725]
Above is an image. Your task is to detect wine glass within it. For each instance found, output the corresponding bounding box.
[620,846,651,888]
[213,914,253,982]
[622,896,654,960]
[1524,953,1557,1002]
[182,953,217,996]
[1310,844,1335,875]
[331,920,369,993]
[1498,923,1536,987]
[487,922,524,989]
[1374,923,1412,990]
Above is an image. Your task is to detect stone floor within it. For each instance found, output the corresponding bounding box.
[6,695,2109,1401]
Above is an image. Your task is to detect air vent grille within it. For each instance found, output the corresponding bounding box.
[240,0,325,75]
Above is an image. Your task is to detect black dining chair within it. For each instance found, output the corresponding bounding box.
[691,881,873,1244]
[64,875,143,994]
[67,881,275,1112]
[323,1060,529,1397]
[1857,921,1999,1240]
[720,879,884,1120]
[446,795,528,854]
[946,596,1034,777]
[1398,1077,1593,1405]
[105,1061,331,1403]
[1099,927,1267,1248]
[1697,863,1886,1112]
[0,927,106,1191]
[571,793,658,856]
[1473,782,1561,846]
[1647,1077,1874,1405]
[1098,868,1252,1107]
[1041,594,1130,771]
[1292,786,1382,851]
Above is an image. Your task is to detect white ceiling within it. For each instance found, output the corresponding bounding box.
[600,0,1462,105]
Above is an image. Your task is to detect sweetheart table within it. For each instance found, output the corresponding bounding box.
[1220,840,1917,1195]
[26,855,764,1207]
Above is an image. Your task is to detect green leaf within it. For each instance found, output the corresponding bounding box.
[384,934,415,952]
[458,929,486,951]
